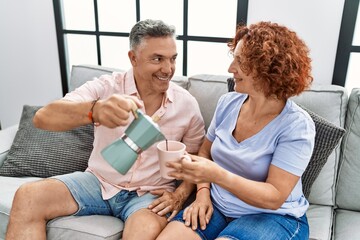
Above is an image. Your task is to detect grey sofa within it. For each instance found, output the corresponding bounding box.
[0,64,359,240]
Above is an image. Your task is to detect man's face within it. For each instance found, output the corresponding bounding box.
[129,36,177,94]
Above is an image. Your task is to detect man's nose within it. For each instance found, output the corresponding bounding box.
[161,60,173,73]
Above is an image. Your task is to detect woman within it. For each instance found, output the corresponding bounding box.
[156,21,315,240]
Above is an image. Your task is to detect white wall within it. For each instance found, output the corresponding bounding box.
[0,0,345,129]
[0,0,62,129]
[248,0,345,86]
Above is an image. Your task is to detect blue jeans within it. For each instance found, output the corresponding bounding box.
[172,205,309,240]
[53,171,158,221]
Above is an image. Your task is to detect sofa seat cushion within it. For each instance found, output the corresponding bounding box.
[307,204,334,240]
[0,176,42,238]
[47,215,123,240]
[334,209,360,240]
[0,176,124,240]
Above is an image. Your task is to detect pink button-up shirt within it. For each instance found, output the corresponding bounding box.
[64,69,205,199]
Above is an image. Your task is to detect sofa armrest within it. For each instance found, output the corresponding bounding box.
[0,124,18,166]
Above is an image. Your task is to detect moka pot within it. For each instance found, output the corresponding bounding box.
[101,109,165,174]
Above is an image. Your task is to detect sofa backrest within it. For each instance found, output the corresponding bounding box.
[291,85,348,206]
[336,88,360,210]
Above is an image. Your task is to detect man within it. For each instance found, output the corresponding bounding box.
[6,19,205,240]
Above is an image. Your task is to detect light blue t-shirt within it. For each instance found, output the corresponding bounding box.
[207,92,315,218]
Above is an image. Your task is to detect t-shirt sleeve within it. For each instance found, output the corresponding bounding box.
[271,115,315,176]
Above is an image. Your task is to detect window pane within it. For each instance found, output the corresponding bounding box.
[345,53,360,94]
[65,34,98,77]
[188,0,237,37]
[100,36,131,70]
[187,41,231,76]
[98,0,136,32]
[140,0,183,35]
[62,0,95,31]
[352,4,360,45]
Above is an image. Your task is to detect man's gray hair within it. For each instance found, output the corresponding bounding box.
[129,19,176,50]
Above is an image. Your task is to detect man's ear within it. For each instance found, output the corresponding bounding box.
[128,50,137,66]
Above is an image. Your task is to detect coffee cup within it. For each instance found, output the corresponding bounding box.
[157,140,191,179]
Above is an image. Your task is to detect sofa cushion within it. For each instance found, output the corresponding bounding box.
[188,74,230,129]
[227,78,346,198]
[0,125,18,167]
[334,209,360,239]
[0,105,94,178]
[0,176,42,238]
[300,106,345,198]
[336,88,360,210]
[47,215,123,240]
[307,205,334,240]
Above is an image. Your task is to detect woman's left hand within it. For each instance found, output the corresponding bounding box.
[168,154,218,184]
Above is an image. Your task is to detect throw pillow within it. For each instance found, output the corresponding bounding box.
[300,106,345,198]
[0,105,94,178]
[226,79,346,198]
[227,77,235,92]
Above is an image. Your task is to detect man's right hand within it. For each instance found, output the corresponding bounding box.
[93,95,142,128]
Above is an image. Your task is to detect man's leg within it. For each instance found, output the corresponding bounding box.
[122,208,168,240]
[6,178,78,240]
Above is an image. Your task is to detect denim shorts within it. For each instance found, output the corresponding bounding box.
[172,204,309,240]
[53,171,158,221]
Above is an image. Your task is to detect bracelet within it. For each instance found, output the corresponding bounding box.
[88,97,100,125]
[196,186,210,194]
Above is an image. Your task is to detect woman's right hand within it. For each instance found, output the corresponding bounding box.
[183,191,213,231]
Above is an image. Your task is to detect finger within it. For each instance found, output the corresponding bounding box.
[124,95,142,108]
[157,205,172,216]
[205,207,214,224]
[191,207,199,230]
[167,210,178,221]
[199,207,207,230]
[149,189,165,196]
[150,201,167,213]
[184,206,192,227]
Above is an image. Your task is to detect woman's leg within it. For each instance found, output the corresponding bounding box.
[217,213,309,240]
[157,206,229,240]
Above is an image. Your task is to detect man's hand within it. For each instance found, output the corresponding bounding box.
[148,189,184,221]
[94,95,142,128]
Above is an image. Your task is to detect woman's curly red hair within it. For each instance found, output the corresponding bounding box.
[228,21,313,100]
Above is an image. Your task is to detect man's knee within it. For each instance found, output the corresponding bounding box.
[11,178,75,219]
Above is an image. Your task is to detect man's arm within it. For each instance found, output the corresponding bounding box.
[33,95,142,131]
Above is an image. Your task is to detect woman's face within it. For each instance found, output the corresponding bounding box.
[228,40,257,95]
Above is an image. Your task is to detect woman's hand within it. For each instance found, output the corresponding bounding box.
[168,154,219,184]
[183,192,213,230]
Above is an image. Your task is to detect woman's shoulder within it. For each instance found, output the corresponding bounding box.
[281,100,315,131]
[219,92,247,105]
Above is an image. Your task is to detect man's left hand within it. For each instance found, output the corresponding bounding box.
[148,189,183,221]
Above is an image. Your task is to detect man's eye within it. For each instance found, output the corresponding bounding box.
[153,57,161,62]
